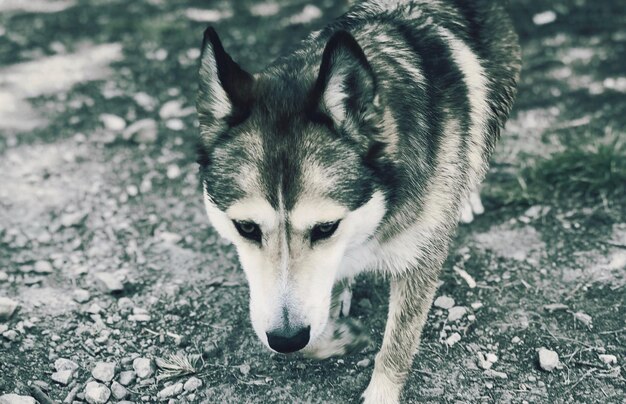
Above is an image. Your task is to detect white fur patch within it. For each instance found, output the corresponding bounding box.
[289,198,347,231]
[324,70,348,124]
[437,27,490,188]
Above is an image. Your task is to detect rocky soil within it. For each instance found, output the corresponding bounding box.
[1,0,624,403]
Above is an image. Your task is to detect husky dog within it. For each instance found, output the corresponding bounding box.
[195,0,520,402]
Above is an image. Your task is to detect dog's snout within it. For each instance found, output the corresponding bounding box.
[266,326,311,353]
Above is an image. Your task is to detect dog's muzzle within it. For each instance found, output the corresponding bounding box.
[266,326,310,353]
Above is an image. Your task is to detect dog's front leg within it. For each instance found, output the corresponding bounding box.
[361,271,438,404]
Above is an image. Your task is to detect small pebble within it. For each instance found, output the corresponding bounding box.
[0,271,8,282]
[598,354,617,365]
[100,114,126,131]
[92,361,116,382]
[51,369,73,385]
[166,164,181,179]
[54,358,79,373]
[356,359,371,368]
[433,296,455,309]
[511,336,521,344]
[447,306,467,322]
[122,119,158,144]
[0,297,19,321]
[133,357,154,379]
[118,370,136,386]
[111,381,128,400]
[94,272,124,293]
[183,377,202,392]
[157,383,183,399]
[84,381,111,404]
[33,261,53,274]
[533,10,557,26]
[484,369,508,379]
[445,332,461,346]
[538,347,559,371]
[0,394,36,404]
[72,289,91,303]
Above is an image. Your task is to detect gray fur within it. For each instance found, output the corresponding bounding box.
[196,0,520,402]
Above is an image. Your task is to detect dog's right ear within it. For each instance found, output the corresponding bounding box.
[197,27,255,132]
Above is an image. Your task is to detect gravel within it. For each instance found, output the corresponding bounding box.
[0,297,19,321]
[133,357,153,379]
[92,361,117,383]
[84,381,111,404]
[445,333,461,346]
[538,347,560,371]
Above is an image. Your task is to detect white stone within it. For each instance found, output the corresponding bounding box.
[54,358,79,373]
[0,394,36,404]
[0,297,19,321]
[533,10,557,26]
[51,369,73,385]
[33,260,53,274]
[165,118,184,131]
[445,332,461,346]
[166,164,181,179]
[100,113,126,131]
[72,289,91,303]
[84,381,111,404]
[92,361,116,382]
[433,296,455,309]
[133,357,153,379]
[538,348,559,371]
[356,359,371,368]
[599,354,617,365]
[0,271,8,282]
[94,272,124,293]
[111,381,128,400]
[183,376,202,392]
[157,383,183,399]
[447,306,467,322]
[118,370,136,386]
[159,100,194,119]
[123,119,158,144]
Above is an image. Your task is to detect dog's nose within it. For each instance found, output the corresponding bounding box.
[266,326,310,353]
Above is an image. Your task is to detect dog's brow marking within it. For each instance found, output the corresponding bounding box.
[437,27,490,188]
[289,199,347,231]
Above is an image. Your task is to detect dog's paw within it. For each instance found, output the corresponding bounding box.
[361,370,401,404]
[303,317,370,359]
[459,189,485,224]
[330,281,353,319]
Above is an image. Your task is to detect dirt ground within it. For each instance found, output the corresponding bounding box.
[0,0,624,403]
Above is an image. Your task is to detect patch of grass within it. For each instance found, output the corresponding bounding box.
[155,353,202,382]
[488,141,626,206]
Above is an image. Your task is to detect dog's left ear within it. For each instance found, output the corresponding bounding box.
[312,30,378,128]
[197,27,255,131]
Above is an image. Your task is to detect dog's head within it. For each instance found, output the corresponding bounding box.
[196,27,392,353]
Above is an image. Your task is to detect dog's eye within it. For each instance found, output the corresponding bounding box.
[233,221,262,243]
[311,221,341,243]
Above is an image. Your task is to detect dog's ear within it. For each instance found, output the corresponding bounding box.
[197,27,255,131]
[311,30,378,128]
